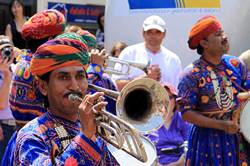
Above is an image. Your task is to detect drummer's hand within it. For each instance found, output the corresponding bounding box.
[90,49,108,67]
[237,91,250,101]
[220,120,239,134]
[78,92,107,139]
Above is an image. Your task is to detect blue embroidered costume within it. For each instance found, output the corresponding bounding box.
[14,112,118,165]
[178,55,250,165]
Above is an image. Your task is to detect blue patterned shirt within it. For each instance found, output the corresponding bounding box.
[14,111,119,166]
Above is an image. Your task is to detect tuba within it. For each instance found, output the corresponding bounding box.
[69,78,170,164]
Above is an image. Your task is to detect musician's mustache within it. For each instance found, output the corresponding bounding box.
[64,91,83,98]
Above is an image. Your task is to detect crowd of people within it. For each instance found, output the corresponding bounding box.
[0,2,250,166]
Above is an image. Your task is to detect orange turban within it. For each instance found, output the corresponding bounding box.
[22,9,65,40]
[188,15,222,49]
[30,33,89,77]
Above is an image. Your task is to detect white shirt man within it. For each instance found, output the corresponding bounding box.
[112,15,182,90]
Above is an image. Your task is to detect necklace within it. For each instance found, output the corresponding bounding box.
[54,123,72,149]
[47,112,73,149]
[210,70,234,110]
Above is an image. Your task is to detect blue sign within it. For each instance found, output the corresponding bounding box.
[48,2,104,24]
[128,0,177,9]
[128,0,221,9]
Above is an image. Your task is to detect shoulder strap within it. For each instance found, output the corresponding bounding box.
[9,20,17,35]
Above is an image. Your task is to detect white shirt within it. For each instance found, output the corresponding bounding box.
[112,42,182,88]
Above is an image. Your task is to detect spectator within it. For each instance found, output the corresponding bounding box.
[110,41,127,58]
[0,35,16,162]
[146,84,189,166]
[95,12,105,49]
[5,0,28,49]
[112,15,182,90]
[64,25,82,33]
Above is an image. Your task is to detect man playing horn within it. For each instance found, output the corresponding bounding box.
[13,33,119,165]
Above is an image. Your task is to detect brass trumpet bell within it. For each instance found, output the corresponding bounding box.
[104,56,150,75]
[117,78,170,133]
[88,78,170,133]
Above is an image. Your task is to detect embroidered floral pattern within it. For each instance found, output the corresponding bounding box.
[178,55,250,165]
[14,112,119,165]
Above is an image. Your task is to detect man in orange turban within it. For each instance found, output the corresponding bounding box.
[177,15,250,165]
[14,33,119,165]
[188,15,222,49]
[187,15,229,55]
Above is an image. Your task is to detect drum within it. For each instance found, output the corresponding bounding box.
[240,100,250,143]
[108,136,157,166]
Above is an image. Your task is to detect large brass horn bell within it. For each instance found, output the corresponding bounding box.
[116,78,170,133]
[88,78,170,133]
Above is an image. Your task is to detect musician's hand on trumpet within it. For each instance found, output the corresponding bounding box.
[90,48,108,67]
[220,120,239,134]
[77,92,107,139]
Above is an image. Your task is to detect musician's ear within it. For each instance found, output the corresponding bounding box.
[37,78,48,96]
[200,39,208,49]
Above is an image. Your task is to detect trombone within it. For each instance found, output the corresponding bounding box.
[103,56,150,75]
[68,78,170,163]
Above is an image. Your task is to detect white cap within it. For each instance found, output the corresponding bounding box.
[142,15,166,32]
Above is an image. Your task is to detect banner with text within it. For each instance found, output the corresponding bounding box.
[48,2,104,24]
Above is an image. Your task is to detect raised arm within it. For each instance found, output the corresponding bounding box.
[0,59,12,109]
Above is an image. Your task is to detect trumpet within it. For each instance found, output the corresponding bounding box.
[103,56,150,75]
[68,94,148,162]
[68,78,170,163]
